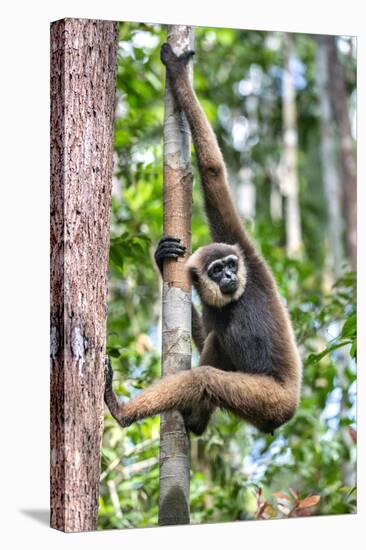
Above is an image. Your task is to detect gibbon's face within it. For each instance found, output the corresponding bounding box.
[207,254,239,295]
[186,243,247,308]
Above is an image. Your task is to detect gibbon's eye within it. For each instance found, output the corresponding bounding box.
[227,261,235,270]
[213,265,222,276]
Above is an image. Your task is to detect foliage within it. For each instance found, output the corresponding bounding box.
[252,488,321,519]
[98,23,357,528]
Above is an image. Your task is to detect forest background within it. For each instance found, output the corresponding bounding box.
[99,22,357,529]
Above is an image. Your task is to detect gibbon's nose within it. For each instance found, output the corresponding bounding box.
[224,268,233,279]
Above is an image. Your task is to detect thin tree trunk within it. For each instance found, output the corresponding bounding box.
[315,36,344,278]
[50,18,118,532]
[281,33,302,257]
[327,36,357,271]
[267,160,283,222]
[159,25,194,526]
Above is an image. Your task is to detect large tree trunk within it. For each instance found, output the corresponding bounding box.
[159,25,194,527]
[281,33,302,257]
[327,36,357,271]
[50,18,118,532]
[315,36,344,278]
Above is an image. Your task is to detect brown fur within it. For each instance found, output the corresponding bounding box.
[191,304,207,352]
[106,364,299,434]
[104,44,302,436]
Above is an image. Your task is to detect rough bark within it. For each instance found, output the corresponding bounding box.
[327,36,357,271]
[159,25,194,527]
[281,33,302,257]
[50,18,118,532]
[315,36,344,278]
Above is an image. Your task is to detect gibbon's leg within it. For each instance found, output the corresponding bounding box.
[104,361,206,428]
[160,44,250,248]
[105,360,299,434]
[105,356,213,434]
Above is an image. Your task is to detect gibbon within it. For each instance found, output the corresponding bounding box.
[104,43,302,435]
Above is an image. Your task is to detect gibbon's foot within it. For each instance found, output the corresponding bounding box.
[160,43,195,75]
[155,235,186,275]
[182,409,207,436]
[104,359,134,428]
[182,399,214,436]
[104,356,113,388]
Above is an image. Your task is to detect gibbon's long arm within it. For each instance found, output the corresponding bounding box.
[105,362,298,434]
[161,43,253,251]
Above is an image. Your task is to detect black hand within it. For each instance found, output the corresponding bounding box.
[154,236,186,275]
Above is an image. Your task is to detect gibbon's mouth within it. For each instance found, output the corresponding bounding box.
[220,280,238,295]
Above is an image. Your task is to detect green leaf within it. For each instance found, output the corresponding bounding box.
[341,313,356,339]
